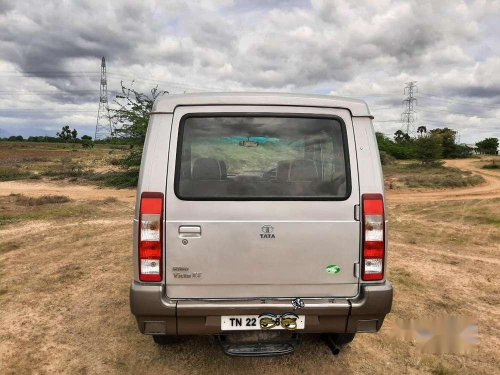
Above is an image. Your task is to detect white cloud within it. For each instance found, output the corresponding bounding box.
[0,0,498,142]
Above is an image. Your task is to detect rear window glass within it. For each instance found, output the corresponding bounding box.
[175,116,350,200]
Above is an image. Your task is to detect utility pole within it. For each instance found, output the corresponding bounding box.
[401,81,417,136]
[94,57,112,140]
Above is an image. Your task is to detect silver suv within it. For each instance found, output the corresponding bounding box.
[130,93,392,356]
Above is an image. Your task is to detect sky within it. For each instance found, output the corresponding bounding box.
[0,0,499,143]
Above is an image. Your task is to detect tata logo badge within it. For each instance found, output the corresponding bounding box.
[326,264,341,275]
[260,225,275,239]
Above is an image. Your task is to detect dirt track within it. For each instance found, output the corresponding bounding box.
[387,158,500,202]
[1,158,497,204]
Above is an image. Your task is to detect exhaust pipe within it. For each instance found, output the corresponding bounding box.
[321,334,341,355]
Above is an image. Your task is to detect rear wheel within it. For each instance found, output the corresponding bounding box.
[152,335,177,345]
[330,333,356,346]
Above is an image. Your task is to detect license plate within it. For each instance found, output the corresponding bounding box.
[221,314,305,331]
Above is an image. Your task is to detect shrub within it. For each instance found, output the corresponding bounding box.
[379,151,395,165]
[415,135,442,164]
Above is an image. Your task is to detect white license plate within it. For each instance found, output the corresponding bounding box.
[221,314,305,331]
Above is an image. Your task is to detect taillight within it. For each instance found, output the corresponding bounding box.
[139,192,163,282]
[362,194,385,281]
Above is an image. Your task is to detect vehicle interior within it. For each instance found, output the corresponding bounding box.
[176,116,348,199]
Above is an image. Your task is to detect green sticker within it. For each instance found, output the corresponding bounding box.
[326,264,341,274]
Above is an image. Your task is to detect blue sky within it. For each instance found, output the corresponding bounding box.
[0,0,499,143]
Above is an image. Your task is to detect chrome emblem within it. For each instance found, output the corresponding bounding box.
[260,225,276,239]
[261,225,274,233]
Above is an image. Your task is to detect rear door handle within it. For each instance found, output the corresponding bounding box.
[178,226,201,238]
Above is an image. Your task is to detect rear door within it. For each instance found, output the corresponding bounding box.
[164,105,360,299]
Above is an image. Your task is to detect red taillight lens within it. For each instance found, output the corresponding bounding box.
[139,192,163,282]
[362,194,385,281]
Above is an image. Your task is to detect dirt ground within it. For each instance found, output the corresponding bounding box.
[0,157,499,374]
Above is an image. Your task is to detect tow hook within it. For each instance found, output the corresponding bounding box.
[321,334,341,355]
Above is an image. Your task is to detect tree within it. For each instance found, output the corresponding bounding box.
[476,137,499,155]
[8,135,23,141]
[110,82,168,167]
[57,125,78,142]
[429,128,456,158]
[394,130,410,143]
[81,135,94,149]
[417,126,427,137]
[376,132,415,159]
[415,134,443,164]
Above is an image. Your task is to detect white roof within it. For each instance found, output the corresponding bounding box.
[151,92,372,117]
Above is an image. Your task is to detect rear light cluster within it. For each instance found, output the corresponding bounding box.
[139,192,163,282]
[362,194,385,281]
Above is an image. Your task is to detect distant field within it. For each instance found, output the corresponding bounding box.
[0,141,137,187]
[0,141,488,191]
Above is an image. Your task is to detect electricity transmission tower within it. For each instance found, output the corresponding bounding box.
[94,57,112,140]
[401,81,417,136]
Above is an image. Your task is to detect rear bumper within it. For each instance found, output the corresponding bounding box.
[130,281,393,335]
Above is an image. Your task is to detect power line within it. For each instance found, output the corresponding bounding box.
[107,73,226,92]
[0,109,97,113]
[419,108,497,119]
[419,92,499,109]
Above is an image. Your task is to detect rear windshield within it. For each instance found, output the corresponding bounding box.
[175,116,350,200]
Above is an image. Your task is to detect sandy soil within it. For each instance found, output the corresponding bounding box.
[0,158,499,374]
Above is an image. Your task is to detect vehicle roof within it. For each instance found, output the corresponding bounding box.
[151,92,372,117]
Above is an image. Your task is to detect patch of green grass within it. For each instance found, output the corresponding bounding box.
[11,194,71,206]
[0,166,32,181]
[0,215,16,226]
[87,170,138,188]
[482,160,499,169]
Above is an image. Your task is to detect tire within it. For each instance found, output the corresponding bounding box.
[152,335,177,345]
[330,333,356,347]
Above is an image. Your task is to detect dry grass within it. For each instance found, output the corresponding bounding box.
[10,193,71,206]
[0,197,498,374]
[0,194,107,227]
[0,142,128,184]
[0,157,499,374]
[384,161,485,189]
